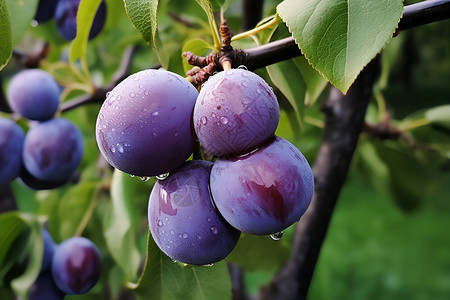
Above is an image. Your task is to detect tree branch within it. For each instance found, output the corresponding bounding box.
[60,46,139,113]
[241,0,450,70]
[259,56,381,300]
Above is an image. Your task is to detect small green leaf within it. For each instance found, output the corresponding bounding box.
[194,0,221,50]
[182,38,213,74]
[293,56,328,106]
[11,221,43,299]
[0,0,12,70]
[131,231,232,300]
[0,212,28,269]
[226,234,290,272]
[123,0,159,46]
[425,105,450,129]
[69,0,103,63]
[104,170,142,282]
[57,182,97,240]
[277,0,403,93]
[267,57,307,125]
[5,0,38,45]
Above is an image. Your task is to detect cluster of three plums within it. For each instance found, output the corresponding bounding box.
[96,67,314,265]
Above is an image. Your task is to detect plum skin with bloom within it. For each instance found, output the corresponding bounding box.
[23,118,84,182]
[148,160,240,265]
[51,237,102,295]
[7,69,60,121]
[210,136,314,235]
[0,117,25,184]
[96,69,198,177]
[193,68,280,157]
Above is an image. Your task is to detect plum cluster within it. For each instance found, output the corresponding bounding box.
[28,230,102,299]
[96,68,314,265]
[34,0,107,41]
[0,69,84,189]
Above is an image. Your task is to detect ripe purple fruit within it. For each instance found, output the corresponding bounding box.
[7,69,60,121]
[96,69,198,177]
[193,68,280,157]
[19,167,70,190]
[0,117,25,184]
[23,118,83,182]
[51,236,101,295]
[28,271,65,300]
[41,229,55,272]
[54,0,107,40]
[148,160,240,265]
[34,0,59,23]
[210,136,314,235]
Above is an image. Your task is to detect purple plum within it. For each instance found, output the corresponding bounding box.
[210,136,314,235]
[193,68,280,157]
[0,117,25,184]
[148,160,240,265]
[96,69,198,177]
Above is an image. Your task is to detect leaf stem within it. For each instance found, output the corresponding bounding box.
[304,116,324,128]
[231,15,281,42]
[74,185,103,237]
[398,117,430,131]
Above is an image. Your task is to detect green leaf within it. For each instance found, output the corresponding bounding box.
[103,170,142,282]
[11,221,43,299]
[293,56,328,106]
[0,212,28,270]
[123,0,159,46]
[131,231,232,300]
[5,0,38,45]
[0,0,12,70]
[194,0,221,50]
[69,0,103,63]
[267,57,307,125]
[226,234,290,272]
[182,38,213,74]
[57,182,97,240]
[277,0,403,93]
[425,105,450,129]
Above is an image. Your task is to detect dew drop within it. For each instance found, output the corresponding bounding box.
[156,173,169,180]
[116,143,124,153]
[210,226,218,235]
[133,76,139,81]
[256,89,262,94]
[200,116,208,125]
[165,217,169,222]
[172,259,178,263]
[242,97,252,105]
[140,176,150,181]
[178,233,182,238]
[139,84,144,89]
[241,81,248,87]
[157,220,163,227]
[130,93,136,98]
[206,217,211,222]
[197,234,202,240]
[220,116,229,125]
[152,132,157,136]
[270,231,283,241]
[182,233,188,239]
[237,65,248,70]
[116,95,121,101]
[106,92,111,97]
[144,91,149,95]
[99,114,104,120]
[174,131,179,137]
[110,145,116,153]
[170,230,175,235]
[130,175,135,178]
[152,111,159,116]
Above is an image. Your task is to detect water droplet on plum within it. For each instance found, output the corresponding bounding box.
[140,176,150,181]
[156,173,170,180]
[210,226,218,234]
[270,231,283,241]
[200,116,208,125]
[220,116,229,125]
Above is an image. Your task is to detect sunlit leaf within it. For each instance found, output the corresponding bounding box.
[103,170,141,281]
[69,0,103,63]
[267,57,307,125]
[123,0,158,46]
[182,38,213,74]
[5,0,38,45]
[425,105,450,129]
[277,0,403,93]
[0,0,12,70]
